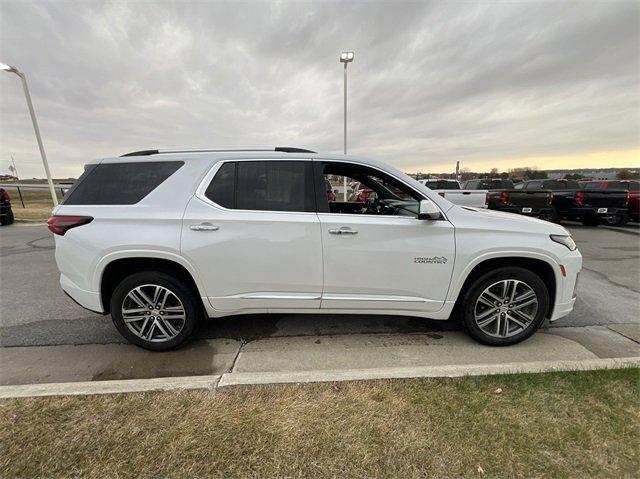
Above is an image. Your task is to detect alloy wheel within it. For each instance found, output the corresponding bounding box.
[474,279,538,338]
[121,284,186,342]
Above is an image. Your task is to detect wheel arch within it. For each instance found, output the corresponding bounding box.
[98,253,208,315]
[451,255,558,319]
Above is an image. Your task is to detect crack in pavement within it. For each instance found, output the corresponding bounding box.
[582,266,640,294]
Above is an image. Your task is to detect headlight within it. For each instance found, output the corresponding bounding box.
[550,234,577,251]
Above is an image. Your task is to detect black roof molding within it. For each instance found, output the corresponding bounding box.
[120,147,316,157]
[274,147,316,153]
[120,150,160,157]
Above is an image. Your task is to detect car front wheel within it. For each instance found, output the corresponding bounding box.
[461,267,549,346]
[110,271,200,351]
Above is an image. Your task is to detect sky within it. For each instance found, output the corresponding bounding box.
[0,0,638,178]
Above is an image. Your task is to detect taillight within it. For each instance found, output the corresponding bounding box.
[499,191,509,205]
[485,193,490,205]
[47,215,93,236]
[574,191,584,206]
[626,191,630,207]
[549,193,554,204]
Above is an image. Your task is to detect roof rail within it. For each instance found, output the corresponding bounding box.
[120,149,159,157]
[274,147,316,153]
[120,147,316,157]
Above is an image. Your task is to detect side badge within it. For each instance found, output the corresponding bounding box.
[414,256,448,264]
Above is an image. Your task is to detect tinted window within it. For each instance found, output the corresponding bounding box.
[525,181,544,190]
[424,180,458,189]
[493,180,514,189]
[604,181,639,191]
[63,161,183,205]
[205,162,235,208]
[236,161,314,212]
[513,183,524,190]
[584,182,600,190]
[542,180,579,190]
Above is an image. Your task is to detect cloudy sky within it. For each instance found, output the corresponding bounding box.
[1,0,638,178]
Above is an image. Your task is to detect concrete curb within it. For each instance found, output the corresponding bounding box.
[1,357,638,399]
[0,375,220,399]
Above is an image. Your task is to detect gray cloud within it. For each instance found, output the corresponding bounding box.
[1,0,638,177]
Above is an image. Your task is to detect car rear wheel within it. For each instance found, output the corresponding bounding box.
[461,267,549,346]
[110,271,200,351]
[540,207,561,223]
[603,212,628,227]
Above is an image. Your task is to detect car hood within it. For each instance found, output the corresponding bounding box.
[446,205,570,236]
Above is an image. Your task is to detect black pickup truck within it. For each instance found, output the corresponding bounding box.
[486,179,629,225]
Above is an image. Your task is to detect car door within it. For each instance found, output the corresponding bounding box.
[181,159,323,313]
[314,160,455,313]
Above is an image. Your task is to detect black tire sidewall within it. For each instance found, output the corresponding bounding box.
[110,271,199,351]
[462,267,549,346]
[581,217,599,226]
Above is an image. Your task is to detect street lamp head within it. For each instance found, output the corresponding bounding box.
[0,62,18,73]
[340,51,354,63]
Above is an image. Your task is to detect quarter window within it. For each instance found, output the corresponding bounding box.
[63,161,184,205]
[204,162,235,208]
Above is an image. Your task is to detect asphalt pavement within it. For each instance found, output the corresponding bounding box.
[1,222,638,386]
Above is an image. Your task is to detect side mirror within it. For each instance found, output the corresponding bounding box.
[418,199,441,220]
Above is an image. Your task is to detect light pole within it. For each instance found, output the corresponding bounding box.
[1,62,58,206]
[340,51,354,201]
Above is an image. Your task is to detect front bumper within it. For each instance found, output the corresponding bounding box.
[549,252,582,322]
[550,297,576,321]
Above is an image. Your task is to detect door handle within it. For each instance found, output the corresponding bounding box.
[329,227,358,235]
[190,223,219,231]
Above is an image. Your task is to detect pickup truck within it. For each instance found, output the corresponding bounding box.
[584,180,638,223]
[486,179,630,225]
[461,178,515,190]
[418,179,487,208]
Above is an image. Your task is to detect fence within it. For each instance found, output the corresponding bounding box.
[0,183,71,208]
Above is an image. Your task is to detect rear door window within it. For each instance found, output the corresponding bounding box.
[204,160,315,212]
[63,161,184,205]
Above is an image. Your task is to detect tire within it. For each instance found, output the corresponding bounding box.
[110,271,200,351]
[0,208,13,225]
[603,212,628,227]
[461,267,549,346]
[580,216,599,226]
[540,207,561,224]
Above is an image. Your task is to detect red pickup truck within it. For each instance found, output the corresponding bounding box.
[584,180,639,223]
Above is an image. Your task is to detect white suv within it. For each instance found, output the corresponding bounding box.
[49,148,581,351]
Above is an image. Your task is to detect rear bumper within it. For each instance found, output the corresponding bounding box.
[60,274,105,314]
[490,206,552,217]
[569,207,627,217]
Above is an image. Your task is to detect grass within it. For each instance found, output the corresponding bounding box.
[1,368,638,478]
[5,189,61,221]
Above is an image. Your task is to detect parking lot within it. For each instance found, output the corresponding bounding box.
[1,222,639,386]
